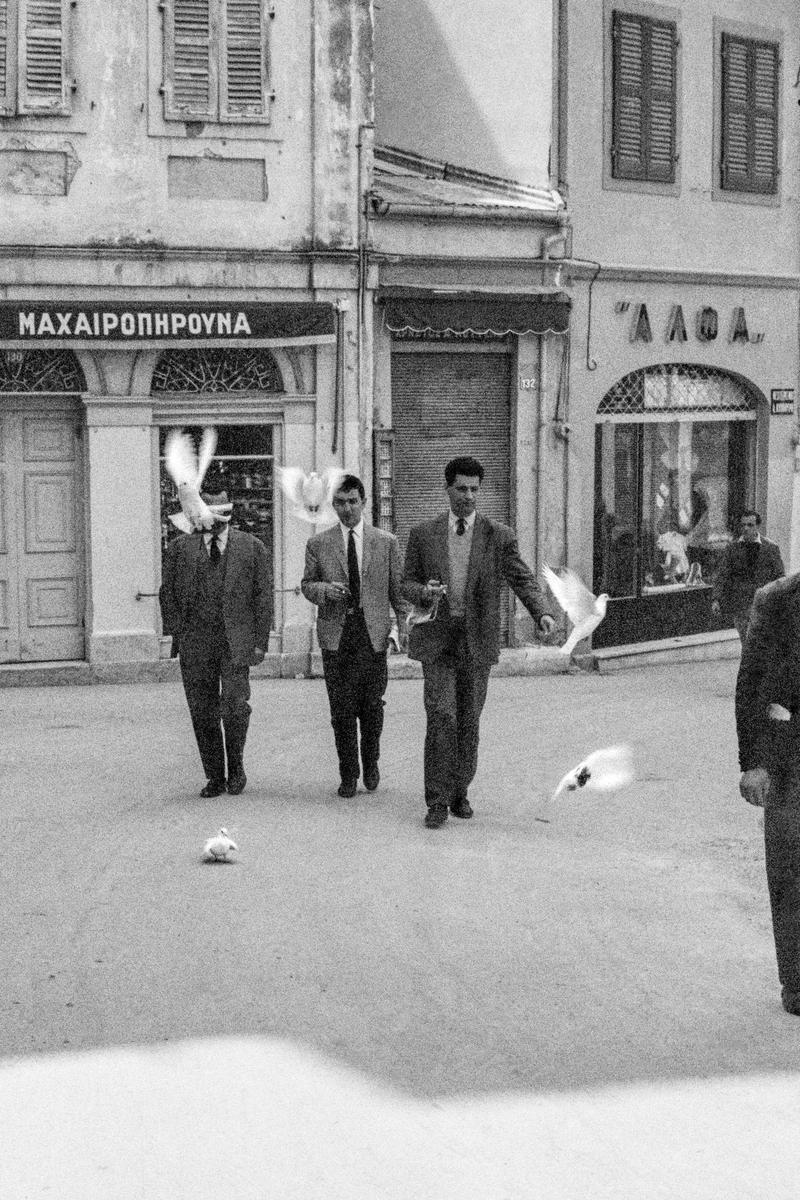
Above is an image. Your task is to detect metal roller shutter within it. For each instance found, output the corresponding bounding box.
[391,349,513,643]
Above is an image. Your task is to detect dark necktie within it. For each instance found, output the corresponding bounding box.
[347,530,361,609]
[456,517,466,536]
[209,532,221,564]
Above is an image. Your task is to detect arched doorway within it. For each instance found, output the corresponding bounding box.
[0,350,86,663]
[593,364,758,646]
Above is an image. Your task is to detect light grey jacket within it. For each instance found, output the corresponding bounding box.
[301,523,407,652]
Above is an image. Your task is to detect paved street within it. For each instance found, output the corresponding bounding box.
[2,659,800,1198]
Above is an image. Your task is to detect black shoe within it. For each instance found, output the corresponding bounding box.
[338,778,358,798]
[226,769,247,795]
[450,796,473,819]
[782,987,800,1015]
[363,766,380,792]
[200,779,226,798]
[424,805,448,828]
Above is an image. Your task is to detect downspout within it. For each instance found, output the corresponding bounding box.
[356,122,374,478]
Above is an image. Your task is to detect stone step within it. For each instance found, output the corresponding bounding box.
[592,629,741,673]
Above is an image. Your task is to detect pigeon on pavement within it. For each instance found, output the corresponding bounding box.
[202,828,238,862]
[536,744,635,822]
[164,427,232,533]
[543,565,609,656]
[276,466,346,525]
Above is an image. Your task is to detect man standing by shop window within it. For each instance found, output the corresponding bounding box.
[301,474,406,798]
[711,511,784,641]
[402,456,556,829]
[160,476,272,797]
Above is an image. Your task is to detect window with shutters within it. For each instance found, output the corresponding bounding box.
[610,10,677,184]
[719,33,779,196]
[0,0,73,117]
[162,0,272,125]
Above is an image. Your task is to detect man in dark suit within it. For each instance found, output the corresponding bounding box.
[402,456,556,828]
[160,478,272,797]
[302,474,406,798]
[736,573,800,1016]
[711,511,784,640]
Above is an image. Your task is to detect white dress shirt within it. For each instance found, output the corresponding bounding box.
[448,510,477,535]
[203,525,230,555]
[339,518,364,578]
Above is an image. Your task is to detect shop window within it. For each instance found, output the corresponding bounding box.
[161,0,272,125]
[610,9,678,184]
[594,366,757,607]
[0,0,73,116]
[719,32,779,195]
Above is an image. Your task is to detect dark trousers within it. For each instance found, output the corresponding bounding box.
[765,783,800,994]
[179,629,252,784]
[321,612,388,783]
[421,624,491,810]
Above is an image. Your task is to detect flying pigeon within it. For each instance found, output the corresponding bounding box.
[535,744,635,822]
[276,466,346,525]
[202,828,238,862]
[164,427,232,533]
[543,565,609,656]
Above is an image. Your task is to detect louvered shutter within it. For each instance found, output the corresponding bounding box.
[164,0,216,120]
[19,0,70,114]
[721,35,779,194]
[221,0,267,120]
[0,0,12,114]
[612,12,676,184]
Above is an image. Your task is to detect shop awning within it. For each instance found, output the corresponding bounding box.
[381,293,571,337]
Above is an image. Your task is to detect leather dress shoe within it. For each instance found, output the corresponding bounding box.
[424,805,448,829]
[363,767,380,792]
[200,779,226,798]
[226,769,247,795]
[338,778,358,798]
[781,987,800,1015]
[450,796,473,819]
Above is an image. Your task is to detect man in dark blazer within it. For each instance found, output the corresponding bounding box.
[160,478,272,797]
[302,474,406,798]
[711,511,784,640]
[402,455,556,828]
[736,572,800,1016]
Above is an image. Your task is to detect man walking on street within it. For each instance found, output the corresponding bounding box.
[711,511,784,640]
[402,455,556,828]
[160,477,272,797]
[302,474,406,798]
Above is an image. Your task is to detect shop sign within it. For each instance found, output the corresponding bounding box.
[622,301,764,346]
[771,388,795,415]
[0,301,336,347]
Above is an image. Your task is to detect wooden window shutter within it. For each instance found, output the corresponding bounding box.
[612,11,677,184]
[220,0,268,120]
[164,0,216,120]
[19,0,70,114]
[721,35,779,194]
[0,0,12,114]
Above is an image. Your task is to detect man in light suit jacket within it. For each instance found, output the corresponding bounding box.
[160,477,272,798]
[736,573,800,1016]
[711,511,784,640]
[402,456,556,829]
[302,474,406,798]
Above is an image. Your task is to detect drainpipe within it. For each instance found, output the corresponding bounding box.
[356,122,374,479]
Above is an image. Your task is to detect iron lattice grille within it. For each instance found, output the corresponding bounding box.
[597,365,757,415]
[150,348,284,393]
[0,350,85,393]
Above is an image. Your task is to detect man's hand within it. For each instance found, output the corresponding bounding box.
[538,614,556,637]
[251,646,266,666]
[323,582,350,603]
[739,767,770,808]
[710,599,721,616]
[421,580,446,606]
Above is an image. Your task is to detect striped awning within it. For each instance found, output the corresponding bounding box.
[382,293,570,337]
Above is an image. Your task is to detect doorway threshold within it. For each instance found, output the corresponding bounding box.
[592,629,741,673]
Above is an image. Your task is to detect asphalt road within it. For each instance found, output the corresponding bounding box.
[2,659,800,1198]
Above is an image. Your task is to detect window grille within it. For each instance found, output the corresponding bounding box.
[0,349,84,392]
[151,348,283,393]
[597,365,757,416]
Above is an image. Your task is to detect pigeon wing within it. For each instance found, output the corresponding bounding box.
[196,427,218,490]
[164,430,198,488]
[276,466,308,509]
[543,565,597,625]
[321,468,347,505]
[582,744,635,790]
[168,511,193,534]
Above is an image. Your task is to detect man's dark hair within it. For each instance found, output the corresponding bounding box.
[741,510,761,525]
[201,474,229,500]
[335,473,366,501]
[444,456,484,487]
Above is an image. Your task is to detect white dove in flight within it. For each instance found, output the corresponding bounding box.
[202,828,238,862]
[276,466,346,525]
[536,744,635,823]
[543,564,609,656]
[164,427,232,534]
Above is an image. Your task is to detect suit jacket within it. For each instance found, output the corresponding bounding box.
[735,573,800,775]
[160,529,273,666]
[301,523,407,653]
[401,512,552,667]
[713,537,784,615]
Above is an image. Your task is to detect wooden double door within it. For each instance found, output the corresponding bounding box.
[0,402,85,662]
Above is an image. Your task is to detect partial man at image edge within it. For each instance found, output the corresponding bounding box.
[736,571,800,1016]
[402,455,556,829]
[711,510,784,641]
[301,473,407,799]
[160,476,273,798]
